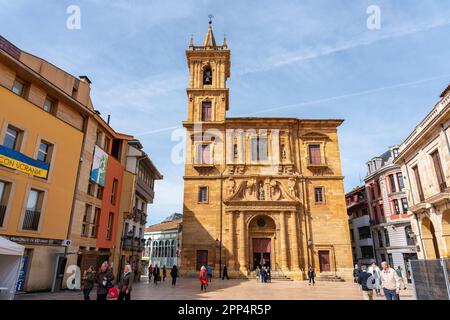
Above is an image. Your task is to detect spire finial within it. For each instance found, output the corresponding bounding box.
[223,33,228,48]
[208,14,213,25]
[189,34,194,47]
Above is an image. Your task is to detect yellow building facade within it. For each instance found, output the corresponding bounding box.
[181,25,353,280]
[0,39,84,291]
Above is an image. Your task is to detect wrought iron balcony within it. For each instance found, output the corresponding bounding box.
[22,210,41,230]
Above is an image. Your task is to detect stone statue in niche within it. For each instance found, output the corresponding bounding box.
[258,182,265,200]
[287,178,297,197]
[226,178,236,195]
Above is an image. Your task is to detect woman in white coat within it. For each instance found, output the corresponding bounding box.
[368,261,382,297]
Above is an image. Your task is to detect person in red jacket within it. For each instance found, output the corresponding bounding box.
[199,266,208,291]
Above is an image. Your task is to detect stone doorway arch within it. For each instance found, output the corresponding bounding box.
[421,216,440,259]
[247,215,277,271]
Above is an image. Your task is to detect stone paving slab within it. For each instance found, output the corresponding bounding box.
[16,277,415,300]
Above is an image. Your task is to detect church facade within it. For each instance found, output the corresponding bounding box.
[180,23,353,280]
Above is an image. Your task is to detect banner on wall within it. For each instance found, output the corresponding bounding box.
[0,145,49,179]
[90,145,108,187]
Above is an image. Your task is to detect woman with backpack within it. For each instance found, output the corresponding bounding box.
[170,265,178,286]
[199,266,208,291]
[96,261,115,301]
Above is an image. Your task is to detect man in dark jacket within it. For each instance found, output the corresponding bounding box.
[118,264,133,301]
[170,265,178,286]
[357,265,374,300]
[96,261,115,301]
[153,264,160,285]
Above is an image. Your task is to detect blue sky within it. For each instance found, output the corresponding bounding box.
[1,0,450,225]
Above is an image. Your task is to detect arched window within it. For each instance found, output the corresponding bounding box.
[152,241,157,258]
[159,240,164,257]
[203,65,212,85]
[171,240,175,257]
[165,240,170,257]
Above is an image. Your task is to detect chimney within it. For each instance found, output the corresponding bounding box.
[79,75,92,85]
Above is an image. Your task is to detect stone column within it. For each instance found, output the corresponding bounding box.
[238,212,247,272]
[290,211,300,270]
[229,213,236,271]
[280,212,288,269]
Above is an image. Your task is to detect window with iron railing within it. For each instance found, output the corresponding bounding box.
[412,165,425,201]
[431,150,447,192]
[22,189,44,231]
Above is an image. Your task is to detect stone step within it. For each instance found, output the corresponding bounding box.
[316,275,345,282]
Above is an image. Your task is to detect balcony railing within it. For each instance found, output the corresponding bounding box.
[22,210,41,230]
[122,237,146,252]
[0,205,6,227]
[131,207,147,225]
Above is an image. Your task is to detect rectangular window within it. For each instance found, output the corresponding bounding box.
[22,189,44,231]
[431,150,447,192]
[361,246,374,259]
[96,186,103,200]
[12,79,26,96]
[308,144,322,164]
[384,229,390,247]
[401,198,408,213]
[358,226,372,240]
[314,187,324,204]
[389,174,396,193]
[378,231,383,247]
[198,186,208,203]
[81,205,92,237]
[251,136,268,162]
[37,141,52,163]
[201,101,212,121]
[371,185,376,200]
[87,182,95,196]
[43,97,55,113]
[412,166,425,201]
[95,130,102,147]
[0,181,11,227]
[196,144,211,164]
[393,199,401,214]
[111,179,118,205]
[3,126,22,151]
[397,173,405,190]
[106,212,114,240]
[91,207,101,238]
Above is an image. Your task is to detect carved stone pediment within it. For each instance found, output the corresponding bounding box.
[224,177,301,202]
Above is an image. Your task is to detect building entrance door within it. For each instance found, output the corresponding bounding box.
[252,238,271,270]
[196,250,208,271]
[318,250,331,272]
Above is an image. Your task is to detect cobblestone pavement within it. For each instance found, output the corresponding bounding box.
[16,277,415,300]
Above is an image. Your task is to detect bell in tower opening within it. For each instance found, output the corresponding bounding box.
[203,65,212,85]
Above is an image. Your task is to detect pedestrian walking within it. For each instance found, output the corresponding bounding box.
[148,264,153,283]
[222,265,229,280]
[206,265,213,283]
[357,266,374,300]
[153,264,160,285]
[96,261,115,301]
[81,266,96,300]
[267,266,271,283]
[162,265,167,282]
[170,265,178,286]
[353,264,361,284]
[395,266,407,290]
[308,266,316,286]
[118,264,133,301]
[368,260,382,297]
[256,266,261,282]
[199,266,208,291]
[261,266,268,283]
[380,261,401,300]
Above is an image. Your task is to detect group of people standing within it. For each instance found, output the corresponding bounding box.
[81,261,134,301]
[255,265,271,283]
[147,264,178,286]
[354,261,407,300]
